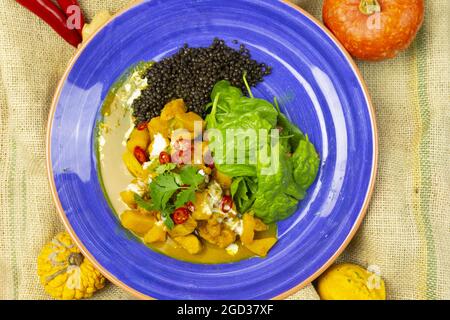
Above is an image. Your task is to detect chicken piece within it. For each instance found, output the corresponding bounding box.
[215,228,236,249]
[206,218,222,237]
[198,219,236,249]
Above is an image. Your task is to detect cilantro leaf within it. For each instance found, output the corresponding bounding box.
[149,174,179,210]
[161,207,175,230]
[179,165,204,188]
[175,188,196,208]
[133,193,154,211]
[155,163,177,175]
[148,166,204,229]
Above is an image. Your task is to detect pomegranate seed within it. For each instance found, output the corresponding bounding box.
[134,146,148,164]
[172,207,190,224]
[159,151,171,164]
[221,195,233,213]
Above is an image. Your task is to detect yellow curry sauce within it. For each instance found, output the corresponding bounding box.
[97,64,277,264]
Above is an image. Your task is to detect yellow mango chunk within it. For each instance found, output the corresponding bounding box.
[126,128,150,153]
[191,192,211,220]
[122,151,148,178]
[254,217,268,231]
[245,238,277,257]
[161,99,187,121]
[214,171,232,189]
[121,210,156,236]
[174,235,203,254]
[144,224,167,243]
[240,213,255,245]
[171,129,194,142]
[147,116,169,138]
[169,217,197,237]
[316,263,386,300]
[120,190,137,209]
[174,112,205,132]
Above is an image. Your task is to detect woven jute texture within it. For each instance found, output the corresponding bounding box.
[0,0,448,300]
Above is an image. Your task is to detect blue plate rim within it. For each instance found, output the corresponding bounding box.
[46,0,378,300]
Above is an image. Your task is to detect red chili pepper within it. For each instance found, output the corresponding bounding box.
[134,146,148,164]
[159,151,171,164]
[56,0,85,35]
[16,0,82,47]
[186,201,195,213]
[172,207,190,225]
[137,122,148,131]
[221,195,233,213]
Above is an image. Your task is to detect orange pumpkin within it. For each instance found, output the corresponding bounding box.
[323,0,424,61]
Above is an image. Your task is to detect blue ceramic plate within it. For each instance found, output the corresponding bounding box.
[47,0,377,299]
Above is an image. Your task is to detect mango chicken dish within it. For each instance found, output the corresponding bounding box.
[98,39,320,263]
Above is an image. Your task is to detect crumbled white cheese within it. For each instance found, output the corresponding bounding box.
[226,243,239,256]
[225,218,243,236]
[136,179,147,189]
[202,203,213,216]
[207,181,222,206]
[126,183,144,196]
[142,161,152,170]
[149,133,168,158]
[198,169,205,176]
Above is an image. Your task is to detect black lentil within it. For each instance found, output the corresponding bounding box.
[132,38,271,124]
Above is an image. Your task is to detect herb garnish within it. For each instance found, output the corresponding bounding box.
[143,165,204,229]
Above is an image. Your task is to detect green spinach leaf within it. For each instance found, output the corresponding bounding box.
[291,137,320,190]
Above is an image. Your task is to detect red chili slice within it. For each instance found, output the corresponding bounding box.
[186,201,195,213]
[159,151,171,164]
[137,121,148,131]
[134,146,148,164]
[172,207,190,225]
[221,195,233,213]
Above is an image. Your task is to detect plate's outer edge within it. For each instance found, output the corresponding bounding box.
[46,0,378,300]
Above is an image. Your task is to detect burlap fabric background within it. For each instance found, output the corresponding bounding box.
[0,0,448,300]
